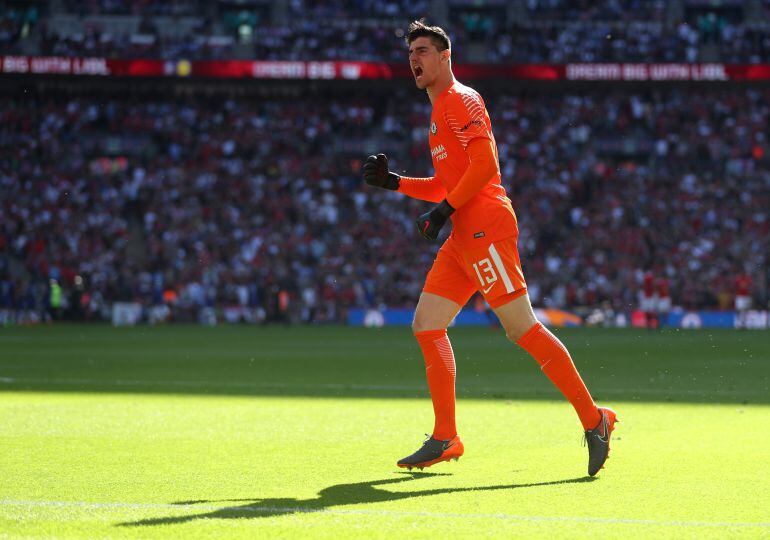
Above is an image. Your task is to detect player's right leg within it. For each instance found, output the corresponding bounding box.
[398,240,474,470]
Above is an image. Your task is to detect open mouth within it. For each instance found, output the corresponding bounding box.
[413,66,423,78]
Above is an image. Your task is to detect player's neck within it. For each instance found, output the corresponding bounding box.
[427,72,455,104]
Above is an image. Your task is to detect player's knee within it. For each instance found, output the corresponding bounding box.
[411,312,425,334]
[412,317,437,334]
[411,318,422,334]
[412,312,446,334]
[504,327,523,343]
[503,319,538,343]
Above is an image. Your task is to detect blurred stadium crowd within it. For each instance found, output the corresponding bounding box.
[2,86,768,323]
[2,0,770,63]
[1,0,769,324]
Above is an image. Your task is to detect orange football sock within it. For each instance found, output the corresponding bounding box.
[517,322,601,430]
[415,329,457,440]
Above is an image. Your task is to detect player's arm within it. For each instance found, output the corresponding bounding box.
[445,138,497,209]
[415,139,496,240]
[363,153,446,202]
[397,175,446,203]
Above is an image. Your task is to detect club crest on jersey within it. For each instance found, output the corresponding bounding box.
[430,122,437,135]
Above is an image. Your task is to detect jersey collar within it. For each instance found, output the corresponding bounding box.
[434,79,456,105]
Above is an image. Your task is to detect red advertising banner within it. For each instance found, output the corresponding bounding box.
[564,63,729,81]
[1,56,115,75]
[194,60,393,79]
[389,63,564,80]
[3,56,770,82]
[0,56,394,80]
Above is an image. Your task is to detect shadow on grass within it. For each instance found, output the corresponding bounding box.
[119,473,596,527]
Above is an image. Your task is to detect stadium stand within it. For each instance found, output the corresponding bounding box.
[1,86,768,323]
[1,0,768,325]
[2,0,770,63]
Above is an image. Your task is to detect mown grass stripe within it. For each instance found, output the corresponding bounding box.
[2,499,768,529]
[0,376,763,398]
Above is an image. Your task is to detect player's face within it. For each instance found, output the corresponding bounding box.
[408,37,448,89]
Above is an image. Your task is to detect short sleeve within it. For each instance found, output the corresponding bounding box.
[443,90,491,149]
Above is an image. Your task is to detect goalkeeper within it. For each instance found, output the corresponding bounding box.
[363,19,618,476]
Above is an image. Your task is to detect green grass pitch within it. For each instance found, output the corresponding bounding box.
[1,324,769,538]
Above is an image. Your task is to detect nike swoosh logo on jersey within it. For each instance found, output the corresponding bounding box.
[482,283,495,294]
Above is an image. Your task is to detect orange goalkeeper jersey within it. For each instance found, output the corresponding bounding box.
[401,81,518,247]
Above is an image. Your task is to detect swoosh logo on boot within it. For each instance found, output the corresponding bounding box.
[596,416,608,443]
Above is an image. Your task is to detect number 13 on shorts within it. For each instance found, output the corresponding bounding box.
[422,235,527,309]
[467,240,525,302]
[472,258,498,293]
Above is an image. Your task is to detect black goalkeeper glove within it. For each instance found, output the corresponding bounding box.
[363,153,400,190]
[416,199,455,241]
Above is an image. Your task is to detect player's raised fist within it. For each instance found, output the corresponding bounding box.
[363,153,400,190]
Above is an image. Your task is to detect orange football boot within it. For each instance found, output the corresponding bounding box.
[585,407,618,476]
[397,435,464,470]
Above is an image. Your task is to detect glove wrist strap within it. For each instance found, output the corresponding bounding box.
[385,172,400,191]
[436,199,455,217]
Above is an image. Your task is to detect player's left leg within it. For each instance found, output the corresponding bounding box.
[493,294,602,429]
[493,294,617,475]
[466,235,617,476]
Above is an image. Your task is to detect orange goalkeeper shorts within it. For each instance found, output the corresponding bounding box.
[423,235,527,309]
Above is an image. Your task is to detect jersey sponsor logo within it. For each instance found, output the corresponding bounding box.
[430,143,447,161]
[473,231,485,239]
[459,119,483,132]
[430,121,437,135]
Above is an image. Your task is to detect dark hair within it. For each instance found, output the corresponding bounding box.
[405,19,451,51]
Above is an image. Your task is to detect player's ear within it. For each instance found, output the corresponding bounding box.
[441,49,451,63]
